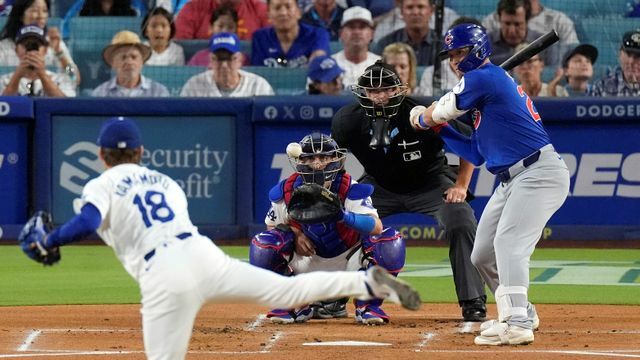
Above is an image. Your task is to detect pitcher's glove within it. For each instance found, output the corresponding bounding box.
[18,211,60,266]
[287,184,343,224]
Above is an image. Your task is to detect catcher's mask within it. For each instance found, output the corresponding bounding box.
[288,132,346,186]
[351,60,408,148]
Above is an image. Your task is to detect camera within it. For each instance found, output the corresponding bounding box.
[23,39,41,52]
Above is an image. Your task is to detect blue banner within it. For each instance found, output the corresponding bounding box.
[252,97,640,239]
[51,115,236,225]
[0,123,28,224]
[0,96,33,118]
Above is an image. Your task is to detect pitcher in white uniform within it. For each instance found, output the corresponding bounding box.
[28,116,421,360]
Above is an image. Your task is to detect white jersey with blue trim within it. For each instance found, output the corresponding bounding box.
[80,163,197,280]
[455,63,551,173]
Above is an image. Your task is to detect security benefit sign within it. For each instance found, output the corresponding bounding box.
[0,123,28,224]
[51,116,234,224]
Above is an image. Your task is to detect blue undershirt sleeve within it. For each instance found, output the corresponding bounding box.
[46,203,102,248]
[439,125,485,166]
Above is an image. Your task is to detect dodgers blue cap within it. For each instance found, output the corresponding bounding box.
[308,55,344,83]
[209,32,240,53]
[97,116,142,149]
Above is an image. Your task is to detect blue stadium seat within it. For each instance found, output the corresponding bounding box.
[243,66,308,95]
[69,17,142,52]
[330,41,343,54]
[446,0,496,18]
[544,0,625,20]
[576,17,639,69]
[143,66,206,96]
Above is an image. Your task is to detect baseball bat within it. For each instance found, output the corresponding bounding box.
[499,30,560,71]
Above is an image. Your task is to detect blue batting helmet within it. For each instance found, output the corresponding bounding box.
[440,23,492,73]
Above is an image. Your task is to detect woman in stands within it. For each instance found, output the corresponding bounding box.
[142,7,184,66]
[0,0,80,84]
[187,5,238,67]
[382,42,418,94]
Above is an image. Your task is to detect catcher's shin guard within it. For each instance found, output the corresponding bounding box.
[249,226,294,275]
[363,227,406,275]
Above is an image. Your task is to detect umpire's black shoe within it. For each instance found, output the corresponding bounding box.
[461,296,487,322]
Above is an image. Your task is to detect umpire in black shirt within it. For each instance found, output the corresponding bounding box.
[331,60,486,321]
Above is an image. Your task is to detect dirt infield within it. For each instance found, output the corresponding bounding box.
[1,303,639,359]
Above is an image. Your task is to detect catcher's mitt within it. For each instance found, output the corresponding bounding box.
[287,183,344,224]
[18,211,60,266]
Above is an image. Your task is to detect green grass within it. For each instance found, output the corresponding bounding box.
[1,245,639,306]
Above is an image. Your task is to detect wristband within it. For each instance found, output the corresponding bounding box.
[342,211,376,233]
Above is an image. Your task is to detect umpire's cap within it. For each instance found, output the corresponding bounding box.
[97,116,142,149]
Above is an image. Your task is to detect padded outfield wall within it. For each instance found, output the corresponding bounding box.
[0,96,638,242]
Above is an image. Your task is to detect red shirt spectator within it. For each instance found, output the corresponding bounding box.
[175,0,269,40]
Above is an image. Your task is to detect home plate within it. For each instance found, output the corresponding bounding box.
[302,341,391,346]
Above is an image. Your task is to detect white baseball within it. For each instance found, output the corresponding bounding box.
[286,142,302,158]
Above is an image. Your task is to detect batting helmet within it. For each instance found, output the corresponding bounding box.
[351,60,408,119]
[440,23,492,73]
[289,132,346,186]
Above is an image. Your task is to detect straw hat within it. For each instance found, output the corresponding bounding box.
[102,30,152,66]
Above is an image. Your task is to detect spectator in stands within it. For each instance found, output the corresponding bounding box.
[381,42,416,93]
[589,30,640,97]
[92,30,170,97]
[332,6,379,89]
[373,0,436,66]
[307,54,344,94]
[181,32,274,96]
[0,0,80,84]
[175,0,268,40]
[142,7,185,66]
[416,16,481,97]
[251,0,330,67]
[627,0,640,17]
[374,0,459,42]
[301,0,345,41]
[487,0,559,67]
[79,0,137,16]
[482,0,578,46]
[0,25,75,96]
[548,44,597,96]
[512,42,567,97]
[187,5,238,67]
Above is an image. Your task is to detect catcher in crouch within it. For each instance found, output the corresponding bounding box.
[250,132,406,325]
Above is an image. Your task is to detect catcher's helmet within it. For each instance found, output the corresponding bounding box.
[440,23,492,73]
[351,60,408,119]
[289,132,346,186]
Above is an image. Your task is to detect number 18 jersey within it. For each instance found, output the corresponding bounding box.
[80,163,197,280]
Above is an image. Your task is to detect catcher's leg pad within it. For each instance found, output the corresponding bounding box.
[495,285,528,322]
[249,225,295,275]
[362,227,406,274]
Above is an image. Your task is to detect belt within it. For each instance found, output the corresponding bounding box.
[143,232,192,262]
[495,144,554,183]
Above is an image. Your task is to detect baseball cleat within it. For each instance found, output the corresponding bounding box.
[355,305,389,325]
[366,266,422,311]
[267,306,313,324]
[474,322,534,346]
[480,304,540,332]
